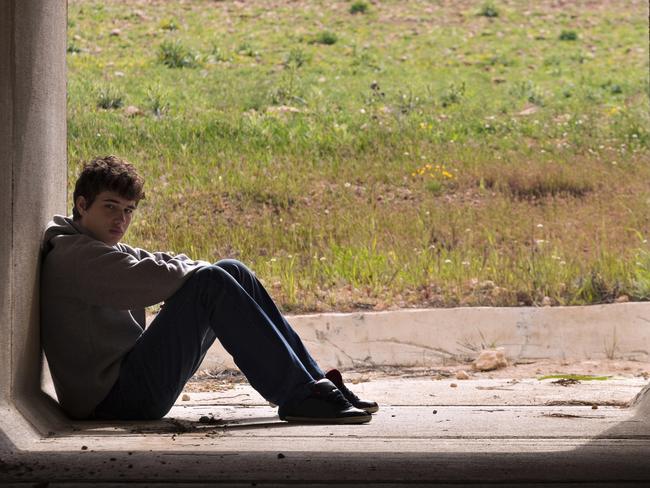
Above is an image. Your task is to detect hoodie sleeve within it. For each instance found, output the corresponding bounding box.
[71,238,204,310]
[118,243,213,268]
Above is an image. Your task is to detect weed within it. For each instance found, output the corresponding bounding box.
[158,40,199,68]
[543,55,562,67]
[575,271,617,303]
[96,86,123,109]
[67,41,82,54]
[478,3,499,18]
[457,329,499,353]
[350,1,369,15]
[559,30,578,41]
[237,41,257,57]
[396,90,421,115]
[479,53,514,68]
[633,249,650,299]
[439,82,465,107]
[209,43,228,63]
[268,67,305,105]
[604,326,619,360]
[145,85,170,117]
[363,80,386,106]
[351,49,381,72]
[160,18,178,31]
[312,31,338,45]
[569,52,586,64]
[538,374,610,381]
[510,80,545,105]
[284,48,307,69]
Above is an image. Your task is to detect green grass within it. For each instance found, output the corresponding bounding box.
[349,1,369,15]
[67,0,650,312]
[96,86,124,109]
[478,3,499,18]
[158,39,200,68]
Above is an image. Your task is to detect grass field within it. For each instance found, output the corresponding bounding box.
[67,0,650,312]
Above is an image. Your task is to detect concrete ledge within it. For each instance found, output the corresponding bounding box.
[202,302,650,370]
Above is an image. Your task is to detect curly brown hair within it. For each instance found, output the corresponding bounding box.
[72,155,145,220]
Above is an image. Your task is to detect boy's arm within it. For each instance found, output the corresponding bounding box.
[120,244,212,268]
[72,239,204,310]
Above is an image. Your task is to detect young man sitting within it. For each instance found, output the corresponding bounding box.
[41,155,377,423]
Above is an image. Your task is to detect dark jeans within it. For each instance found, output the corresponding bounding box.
[93,259,324,420]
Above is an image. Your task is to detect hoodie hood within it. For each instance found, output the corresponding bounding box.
[42,215,92,255]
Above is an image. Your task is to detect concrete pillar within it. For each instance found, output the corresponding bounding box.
[0,0,66,418]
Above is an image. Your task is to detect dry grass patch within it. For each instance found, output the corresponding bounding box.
[477,161,596,201]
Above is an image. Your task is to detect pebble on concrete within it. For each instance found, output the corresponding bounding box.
[456,370,470,380]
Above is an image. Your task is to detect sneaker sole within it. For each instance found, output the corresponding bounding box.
[280,414,372,424]
[361,405,379,414]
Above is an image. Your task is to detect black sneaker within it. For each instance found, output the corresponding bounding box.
[325,369,379,414]
[278,379,371,424]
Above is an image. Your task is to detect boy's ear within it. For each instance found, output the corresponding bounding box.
[76,196,87,215]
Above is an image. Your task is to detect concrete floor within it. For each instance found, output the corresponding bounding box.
[2,376,650,485]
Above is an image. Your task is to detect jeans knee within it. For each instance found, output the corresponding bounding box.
[214,259,254,282]
[192,264,230,286]
[185,265,239,308]
[188,265,232,295]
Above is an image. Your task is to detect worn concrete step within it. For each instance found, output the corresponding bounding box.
[5,378,650,484]
[28,404,646,452]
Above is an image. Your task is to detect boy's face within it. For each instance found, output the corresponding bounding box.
[76,190,137,246]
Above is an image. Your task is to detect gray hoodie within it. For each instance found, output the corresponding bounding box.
[41,215,209,419]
